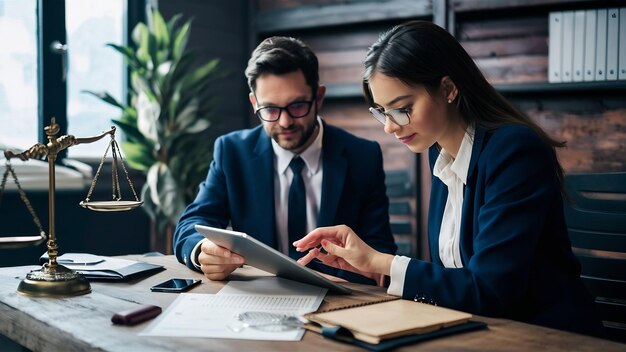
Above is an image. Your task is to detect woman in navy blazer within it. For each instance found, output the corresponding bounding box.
[295,21,601,336]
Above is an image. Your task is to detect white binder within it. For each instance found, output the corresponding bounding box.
[584,9,597,81]
[549,12,563,83]
[619,8,626,80]
[606,8,619,80]
[572,10,586,82]
[595,9,608,81]
[561,11,574,82]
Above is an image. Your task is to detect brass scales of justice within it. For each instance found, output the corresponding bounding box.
[0,118,142,297]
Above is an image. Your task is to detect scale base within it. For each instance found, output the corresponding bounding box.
[17,263,91,298]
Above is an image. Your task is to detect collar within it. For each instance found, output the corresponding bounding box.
[433,125,475,185]
[272,115,324,176]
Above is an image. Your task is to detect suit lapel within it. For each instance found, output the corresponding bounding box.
[427,147,444,266]
[252,130,277,247]
[465,126,486,188]
[429,128,487,267]
[429,179,446,266]
[318,125,347,227]
[459,126,486,264]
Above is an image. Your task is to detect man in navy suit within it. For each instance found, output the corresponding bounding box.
[173,36,396,285]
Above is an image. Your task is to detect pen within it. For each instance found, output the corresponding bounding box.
[315,244,328,255]
[57,259,105,266]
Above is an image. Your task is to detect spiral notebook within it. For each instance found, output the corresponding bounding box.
[303,297,486,349]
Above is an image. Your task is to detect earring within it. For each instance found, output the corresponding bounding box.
[447,99,452,104]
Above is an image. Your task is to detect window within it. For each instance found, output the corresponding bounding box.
[0,0,129,158]
[66,0,125,157]
[0,0,38,151]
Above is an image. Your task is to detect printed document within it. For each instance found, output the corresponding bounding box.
[141,277,327,341]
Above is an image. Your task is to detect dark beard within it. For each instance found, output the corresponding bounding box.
[291,118,318,151]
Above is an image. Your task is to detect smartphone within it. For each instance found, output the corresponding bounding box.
[150,278,201,293]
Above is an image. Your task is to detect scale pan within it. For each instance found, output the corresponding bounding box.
[0,234,46,248]
[79,200,143,212]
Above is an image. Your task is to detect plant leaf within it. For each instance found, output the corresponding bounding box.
[140,184,157,220]
[105,43,141,69]
[146,163,162,207]
[82,90,127,110]
[172,20,191,60]
[152,10,170,50]
[120,141,156,171]
[134,23,150,64]
[174,97,198,128]
[147,163,187,224]
[184,119,210,134]
[180,59,220,94]
[166,14,182,35]
[147,31,159,69]
[112,118,146,143]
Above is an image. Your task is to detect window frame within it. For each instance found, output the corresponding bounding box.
[37,0,146,161]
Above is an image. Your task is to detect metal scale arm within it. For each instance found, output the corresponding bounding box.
[2,119,115,265]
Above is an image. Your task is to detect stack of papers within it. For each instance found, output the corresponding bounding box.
[141,277,327,341]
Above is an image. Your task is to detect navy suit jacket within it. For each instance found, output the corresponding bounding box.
[403,125,600,335]
[174,121,397,284]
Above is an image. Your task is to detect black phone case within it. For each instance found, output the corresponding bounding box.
[150,279,201,292]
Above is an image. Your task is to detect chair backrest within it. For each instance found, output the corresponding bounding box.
[563,172,626,342]
[385,169,414,257]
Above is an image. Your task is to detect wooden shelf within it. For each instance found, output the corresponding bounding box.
[453,0,606,14]
[326,81,626,100]
[325,83,363,99]
[255,0,431,34]
[495,81,626,95]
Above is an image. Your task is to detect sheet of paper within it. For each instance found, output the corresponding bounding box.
[141,278,327,341]
[217,276,327,312]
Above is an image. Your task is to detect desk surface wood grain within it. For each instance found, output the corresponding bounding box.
[0,255,623,351]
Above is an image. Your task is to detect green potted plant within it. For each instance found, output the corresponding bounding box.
[86,10,221,253]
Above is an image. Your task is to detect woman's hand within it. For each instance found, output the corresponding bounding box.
[293,225,394,282]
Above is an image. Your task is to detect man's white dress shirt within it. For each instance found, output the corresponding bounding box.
[190,116,325,268]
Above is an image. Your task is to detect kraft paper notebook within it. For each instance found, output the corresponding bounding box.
[304,298,486,350]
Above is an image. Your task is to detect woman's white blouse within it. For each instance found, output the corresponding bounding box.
[387,126,475,296]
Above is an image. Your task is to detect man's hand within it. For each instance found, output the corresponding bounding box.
[198,239,244,280]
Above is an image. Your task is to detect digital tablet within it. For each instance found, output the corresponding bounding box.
[194,224,352,294]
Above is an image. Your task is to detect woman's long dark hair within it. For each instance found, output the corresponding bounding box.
[362,20,565,186]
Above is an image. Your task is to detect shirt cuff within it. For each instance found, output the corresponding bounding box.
[189,238,207,271]
[387,255,411,296]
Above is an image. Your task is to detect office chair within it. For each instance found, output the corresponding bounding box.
[563,172,626,342]
[385,169,414,257]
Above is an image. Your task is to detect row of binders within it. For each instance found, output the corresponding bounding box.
[549,8,626,83]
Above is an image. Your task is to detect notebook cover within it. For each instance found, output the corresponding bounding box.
[82,262,164,281]
[321,320,487,351]
[307,300,472,343]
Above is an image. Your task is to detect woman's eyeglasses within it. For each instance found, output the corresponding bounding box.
[255,101,315,122]
[368,107,411,126]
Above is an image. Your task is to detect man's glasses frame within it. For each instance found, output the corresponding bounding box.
[368,106,412,126]
[255,100,316,122]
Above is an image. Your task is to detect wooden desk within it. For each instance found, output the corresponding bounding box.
[0,255,622,351]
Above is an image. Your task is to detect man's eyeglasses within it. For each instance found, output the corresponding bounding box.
[368,107,411,126]
[255,101,315,122]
